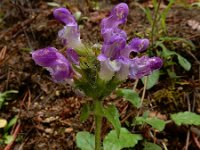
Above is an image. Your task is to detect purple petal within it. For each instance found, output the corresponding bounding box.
[66,48,79,65]
[101,28,127,43]
[101,36,126,60]
[129,56,162,79]
[128,38,149,53]
[149,57,163,70]
[31,47,58,67]
[48,61,74,82]
[101,3,129,30]
[53,8,77,26]
[97,54,107,61]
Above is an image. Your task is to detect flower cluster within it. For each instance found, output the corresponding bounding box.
[31,3,162,88]
[98,3,162,81]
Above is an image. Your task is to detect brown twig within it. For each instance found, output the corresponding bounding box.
[183,130,190,150]
[192,133,200,149]
[0,46,7,65]
[4,123,21,150]
[190,126,200,137]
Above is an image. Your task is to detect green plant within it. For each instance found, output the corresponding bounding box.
[0,90,18,109]
[31,3,163,150]
[0,116,18,146]
[141,0,175,42]
[139,0,195,89]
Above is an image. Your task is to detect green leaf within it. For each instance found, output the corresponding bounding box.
[142,70,160,89]
[80,104,90,122]
[156,42,177,59]
[0,90,18,109]
[4,116,17,133]
[143,142,162,150]
[143,8,153,25]
[171,111,200,126]
[103,105,121,137]
[116,89,141,108]
[103,128,143,150]
[135,117,166,131]
[167,69,178,78]
[177,54,191,71]
[192,2,200,7]
[4,135,14,144]
[47,2,60,7]
[76,131,95,150]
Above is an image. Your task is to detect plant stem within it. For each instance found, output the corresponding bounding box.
[94,100,103,150]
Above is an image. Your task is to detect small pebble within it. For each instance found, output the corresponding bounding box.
[45,128,54,134]
[43,116,57,123]
[65,127,73,133]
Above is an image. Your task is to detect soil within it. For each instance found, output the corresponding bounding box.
[0,0,200,150]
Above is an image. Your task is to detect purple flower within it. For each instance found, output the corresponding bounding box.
[54,8,83,49]
[98,3,162,81]
[32,47,74,81]
[129,56,162,79]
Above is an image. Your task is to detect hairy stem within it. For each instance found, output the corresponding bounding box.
[94,100,102,150]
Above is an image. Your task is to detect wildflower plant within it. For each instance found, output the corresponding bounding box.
[31,3,162,150]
